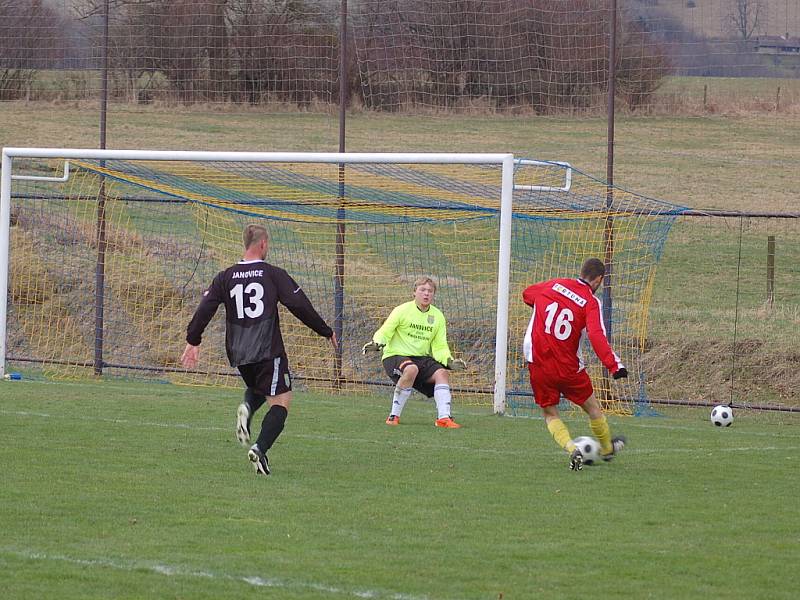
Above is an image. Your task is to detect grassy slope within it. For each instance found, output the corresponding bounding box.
[1,379,799,599]
[2,102,797,211]
[1,103,798,405]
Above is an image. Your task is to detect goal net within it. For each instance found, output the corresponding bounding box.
[1,149,682,414]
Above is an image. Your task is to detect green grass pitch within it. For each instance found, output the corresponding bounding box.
[1,379,798,599]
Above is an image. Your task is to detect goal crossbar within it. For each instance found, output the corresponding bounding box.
[2,148,513,165]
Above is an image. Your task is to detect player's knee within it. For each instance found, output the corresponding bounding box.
[245,388,265,403]
[270,391,292,410]
[542,406,560,421]
[432,368,449,384]
[582,394,603,419]
[400,363,419,379]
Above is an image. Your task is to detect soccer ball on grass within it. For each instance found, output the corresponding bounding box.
[710,405,733,427]
[572,436,601,465]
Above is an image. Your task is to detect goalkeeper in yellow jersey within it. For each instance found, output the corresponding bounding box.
[363,277,465,428]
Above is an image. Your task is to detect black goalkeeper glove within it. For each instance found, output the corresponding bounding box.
[362,341,385,354]
[612,367,628,380]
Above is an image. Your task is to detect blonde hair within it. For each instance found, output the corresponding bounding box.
[243,224,268,249]
[413,276,437,293]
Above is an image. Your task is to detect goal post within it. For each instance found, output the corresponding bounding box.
[0,148,515,413]
[0,150,12,383]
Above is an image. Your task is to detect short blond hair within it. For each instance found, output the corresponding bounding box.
[413,276,437,293]
[243,224,268,249]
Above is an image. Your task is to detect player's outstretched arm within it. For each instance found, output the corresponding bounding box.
[181,343,200,369]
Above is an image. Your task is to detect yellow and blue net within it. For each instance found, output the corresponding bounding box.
[6,157,683,414]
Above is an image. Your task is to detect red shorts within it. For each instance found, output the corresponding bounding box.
[528,363,594,408]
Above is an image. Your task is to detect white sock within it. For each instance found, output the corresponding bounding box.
[433,384,452,419]
[390,386,413,417]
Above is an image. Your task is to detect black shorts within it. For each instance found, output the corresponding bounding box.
[382,355,447,398]
[238,354,292,397]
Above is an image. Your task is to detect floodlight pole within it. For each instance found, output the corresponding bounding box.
[603,0,617,341]
[94,0,110,376]
[333,0,348,388]
[599,0,619,403]
[99,0,109,148]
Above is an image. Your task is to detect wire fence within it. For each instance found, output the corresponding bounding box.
[1,1,798,112]
[648,213,799,410]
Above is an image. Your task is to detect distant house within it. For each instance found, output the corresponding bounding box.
[754,36,800,55]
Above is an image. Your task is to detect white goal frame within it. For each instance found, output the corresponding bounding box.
[0,148,515,413]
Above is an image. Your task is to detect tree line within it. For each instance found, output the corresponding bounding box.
[1,0,672,112]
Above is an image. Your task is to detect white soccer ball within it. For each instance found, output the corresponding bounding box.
[572,436,602,465]
[710,405,734,427]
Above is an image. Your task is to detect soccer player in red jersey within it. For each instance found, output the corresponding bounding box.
[522,258,627,471]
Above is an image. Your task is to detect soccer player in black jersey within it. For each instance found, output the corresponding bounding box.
[181,224,337,475]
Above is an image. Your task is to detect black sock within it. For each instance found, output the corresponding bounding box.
[244,388,267,414]
[256,405,288,452]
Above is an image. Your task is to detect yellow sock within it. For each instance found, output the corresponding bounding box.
[590,416,612,455]
[547,418,575,452]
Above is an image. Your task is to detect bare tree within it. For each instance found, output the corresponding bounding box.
[724,0,766,41]
[616,17,672,110]
[74,0,233,103]
[0,0,68,100]
[351,0,671,113]
[229,0,337,105]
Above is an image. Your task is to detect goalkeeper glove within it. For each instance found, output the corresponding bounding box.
[612,367,628,380]
[362,341,385,354]
[448,358,467,371]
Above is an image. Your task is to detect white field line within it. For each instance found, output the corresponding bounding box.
[1,548,429,600]
[1,409,798,456]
